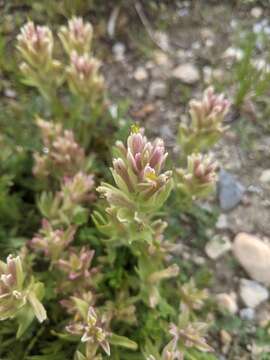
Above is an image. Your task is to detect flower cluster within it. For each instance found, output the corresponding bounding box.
[190,87,230,133]
[59,17,93,55]
[33,118,91,180]
[31,220,76,262]
[66,305,110,358]
[57,247,98,293]
[95,126,172,241]
[17,18,105,118]
[17,22,54,69]
[179,279,208,313]
[67,52,104,101]
[176,153,218,199]
[17,22,61,99]
[38,172,94,227]
[168,321,213,354]
[0,255,46,334]
[178,87,230,155]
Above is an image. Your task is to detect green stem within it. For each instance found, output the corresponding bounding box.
[23,324,45,359]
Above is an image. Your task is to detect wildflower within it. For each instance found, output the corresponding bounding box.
[97,128,172,226]
[180,279,208,313]
[178,87,230,154]
[59,17,93,55]
[33,118,90,179]
[95,128,172,244]
[31,220,76,262]
[105,290,137,325]
[0,255,46,324]
[38,171,93,228]
[57,247,97,289]
[148,264,180,284]
[176,153,218,199]
[189,87,230,132]
[66,51,104,101]
[17,21,53,68]
[66,306,110,356]
[60,292,95,316]
[168,321,213,354]
[61,172,95,203]
[17,22,61,98]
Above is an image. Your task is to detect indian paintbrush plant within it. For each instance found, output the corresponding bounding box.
[17,18,108,149]
[175,87,230,209]
[0,15,231,360]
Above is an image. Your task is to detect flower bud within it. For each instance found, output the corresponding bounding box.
[59,17,93,55]
[66,51,104,101]
[66,305,110,356]
[33,118,89,179]
[189,87,230,132]
[97,127,172,225]
[0,255,46,326]
[148,264,179,284]
[57,246,96,284]
[31,220,76,261]
[17,21,53,68]
[178,87,230,154]
[168,321,213,353]
[176,153,218,199]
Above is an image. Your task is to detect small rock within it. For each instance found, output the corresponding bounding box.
[192,255,205,266]
[200,28,215,41]
[112,42,125,61]
[153,51,172,68]
[233,233,270,285]
[205,235,231,260]
[216,293,238,314]
[220,329,232,354]
[223,47,244,61]
[134,67,148,81]
[218,169,246,211]
[203,66,212,84]
[216,214,229,230]
[240,279,268,308]
[172,63,200,84]
[160,124,174,144]
[260,169,270,184]
[149,81,167,98]
[255,303,270,327]
[154,31,170,51]
[4,89,16,98]
[251,7,263,18]
[240,307,255,321]
[247,184,263,195]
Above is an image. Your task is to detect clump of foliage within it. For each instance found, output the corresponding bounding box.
[0,16,231,360]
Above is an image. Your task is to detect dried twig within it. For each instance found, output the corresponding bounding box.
[134,1,173,55]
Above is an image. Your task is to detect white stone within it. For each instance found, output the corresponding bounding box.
[233,233,270,285]
[260,169,270,184]
[240,307,255,321]
[149,81,167,98]
[216,214,229,230]
[153,51,172,68]
[216,293,238,314]
[4,89,16,98]
[223,47,244,61]
[251,7,263,18]
[112,42,125,61]
[240,279,268,308]
[172,63,200,84]
[205,235,231,260]
[134,67,148,81]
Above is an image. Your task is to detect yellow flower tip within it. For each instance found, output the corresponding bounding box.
[130,123,140,134]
